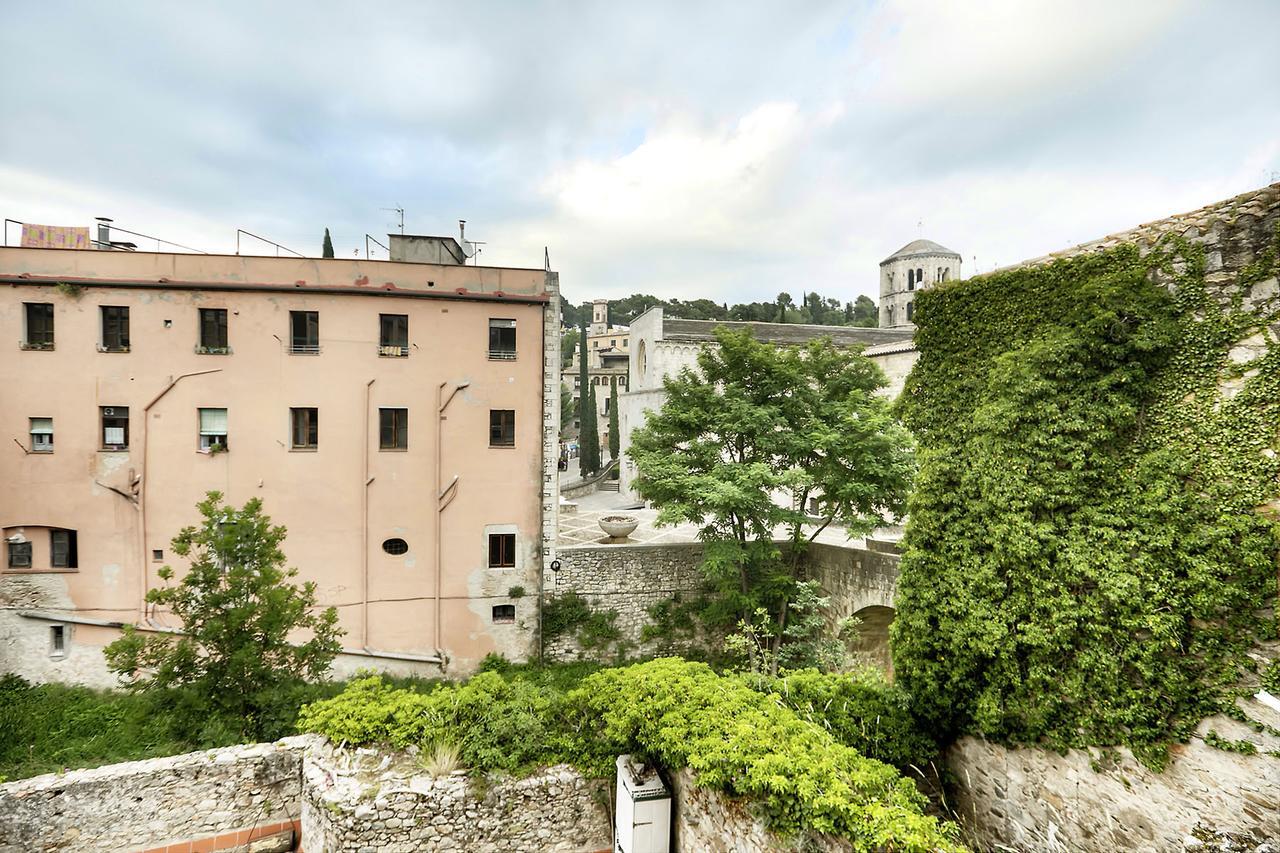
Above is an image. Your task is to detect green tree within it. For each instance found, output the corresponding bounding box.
[582,382,600,475]
[560,328,578,368]
[560,382,575,438]
[104,492,343,738]
[576,307,598,475]
[629,328,913,669]
[608,375,620,461]
[322,228,334,259]
[851,294,878,327]
[776,292,793,322]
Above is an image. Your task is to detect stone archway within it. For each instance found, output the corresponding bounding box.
[849,604,895,680]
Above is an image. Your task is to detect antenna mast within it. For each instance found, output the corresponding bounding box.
[382,206,405,235]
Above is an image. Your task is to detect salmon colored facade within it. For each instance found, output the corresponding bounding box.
[0,245,560,683]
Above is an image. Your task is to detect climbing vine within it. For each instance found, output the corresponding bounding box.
[892,224,1280,768]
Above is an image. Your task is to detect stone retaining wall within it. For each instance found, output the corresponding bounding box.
[670,768,850,852]
[300,742,610,852]
[545,542,707,660]
[948,717,1280,852]
[0,737,308,853]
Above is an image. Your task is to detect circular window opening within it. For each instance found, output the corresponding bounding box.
[382,538,409,555]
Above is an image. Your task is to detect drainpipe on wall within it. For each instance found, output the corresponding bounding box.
[362,379,375,651]
[138,369,222,625]
[435,381,468,658]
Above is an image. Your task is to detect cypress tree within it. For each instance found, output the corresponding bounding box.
[584,383,600,475]
[322,228,335,259]
[577,308,596,474]
[608,375,620,461]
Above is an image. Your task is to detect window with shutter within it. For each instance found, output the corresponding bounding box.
[198,407,228,452]
[29,417,53,452]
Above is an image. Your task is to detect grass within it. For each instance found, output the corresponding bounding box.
[0,659,598,783]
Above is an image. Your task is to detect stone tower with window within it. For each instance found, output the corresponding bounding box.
[878,239,962,329]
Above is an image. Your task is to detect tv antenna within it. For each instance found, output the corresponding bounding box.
[382,206,405,235]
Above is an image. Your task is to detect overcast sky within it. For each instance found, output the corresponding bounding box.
[2,1,1277,304]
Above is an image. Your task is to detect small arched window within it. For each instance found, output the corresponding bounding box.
[906,302,914,321]
[916,267,923,284]
[907,269,915,290]
[942,268,949,282]
[637,340,647,379]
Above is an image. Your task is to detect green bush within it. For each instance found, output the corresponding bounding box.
[748,668,939,772]
[563,659,962,851]
[299,659,963,850]
[893,232,1280,768]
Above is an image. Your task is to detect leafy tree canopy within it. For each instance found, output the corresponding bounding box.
[104,492,343,738]
[629,328,913,651]
[561,291,879,328]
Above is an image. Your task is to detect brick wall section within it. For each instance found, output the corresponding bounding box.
[0,738,307,853]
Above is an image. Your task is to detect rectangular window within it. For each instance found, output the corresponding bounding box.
[50,625,66,657]
[379,314,408,357]
[198,308,229,352]
[50,529,77,569]
[290,311,320,354]
[100,306,130,352]
[488,533,516,568]
[489,410,515,447]
[23,302,54,349]
[491,604,515,624]
[488,318,516,360]
[198,407,228,452]
[7,540,32,569]
[101,406,129,450]
[291,407,318,449]
[152,549,164,561]
[379,408,408,450]
[30,417,53,452]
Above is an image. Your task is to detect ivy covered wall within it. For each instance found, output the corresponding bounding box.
[893,185,1280,768]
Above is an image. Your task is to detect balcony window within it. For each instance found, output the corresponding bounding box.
[290,407,318,449]
[29,417,53,453]
[100,305,130,352]
[198,407,228,453]
[22,302,54,350]
[197,308,229,353]
[290,311,320,354]
[488,318,516,360]
[489,410,515,447]
[379,407,408,450]
[101,406,129,450]
[379,314,408,357]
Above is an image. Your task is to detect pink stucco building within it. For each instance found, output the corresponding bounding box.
[0,234,561,684]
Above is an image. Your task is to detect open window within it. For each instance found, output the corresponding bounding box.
[488,318,516,360]
[290,311,320,354]
[101,406,129,450]
[29,417,53,453]
[291,407,318,449]
[198,407,228,452]
[100,305,130,352]
[22,302,54,350]
[379,314,409,357]
[50,529,77,569]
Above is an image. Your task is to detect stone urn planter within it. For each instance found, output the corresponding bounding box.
[598,515,639,541]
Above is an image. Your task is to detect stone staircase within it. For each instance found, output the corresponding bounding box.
[599,480,620,492]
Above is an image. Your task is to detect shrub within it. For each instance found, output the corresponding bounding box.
[748,668,939,772]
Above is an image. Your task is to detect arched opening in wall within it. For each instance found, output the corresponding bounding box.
[916,267,923,284]
[942,267,949,282]
[637,340,647,381]
[907,269,915,290]
[906,302,914,322]
[848,605,895,680]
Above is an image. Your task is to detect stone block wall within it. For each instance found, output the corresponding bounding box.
[948,722,1280,852]
[300,742,611,853]
[545,542,707,660]
[0,737,307,853]
[670,768,850,853]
